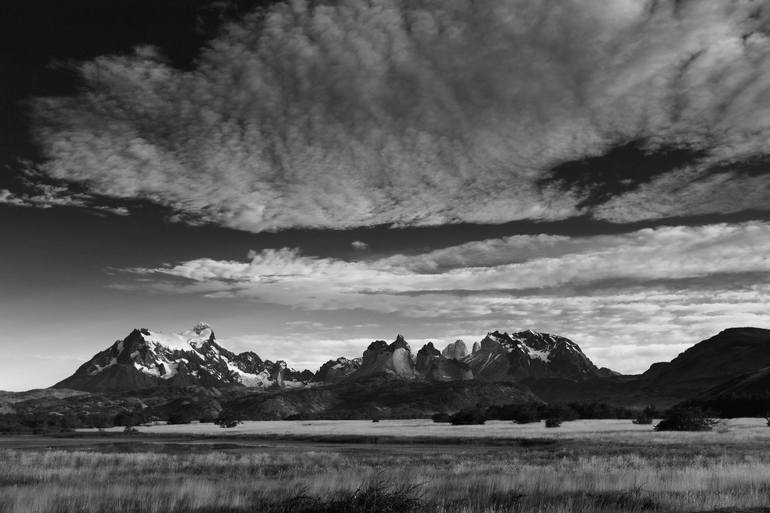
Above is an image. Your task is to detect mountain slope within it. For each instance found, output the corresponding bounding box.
[225,378,539,420]
[642,327,770,398]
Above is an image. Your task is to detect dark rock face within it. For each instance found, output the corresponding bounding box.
[415,342,473,382]
[53,324,309,392]
[415,342,442,374]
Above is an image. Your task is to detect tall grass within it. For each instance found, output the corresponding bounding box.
[2,441,770,513]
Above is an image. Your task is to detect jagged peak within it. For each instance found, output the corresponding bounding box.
[192,321,212,334]
[390,334,411,352]
[366,340,389,352]
[418,342,440,355]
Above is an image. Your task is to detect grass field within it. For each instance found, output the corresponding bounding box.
[3,419,770,513]
[81,417,770,443]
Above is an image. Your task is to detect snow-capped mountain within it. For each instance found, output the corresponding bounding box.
[463,330,602,381]
[53,323,312,392]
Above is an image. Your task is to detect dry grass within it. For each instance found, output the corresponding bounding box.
[82,417,770,444]
[4,419,770,513]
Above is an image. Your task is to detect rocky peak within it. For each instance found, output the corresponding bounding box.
[312,357,362,383]
[366,340,389,352]
[442,340,468,360]
[416,342,441,373]
[390,334,411,352]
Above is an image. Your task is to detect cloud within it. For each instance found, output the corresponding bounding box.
[121,221,770,372]
[0,186,130,215]
[351,241,368,250]
[127,221,770,303]
[28,0,770,231]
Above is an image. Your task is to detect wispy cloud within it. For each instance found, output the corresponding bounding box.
[0,186,130,215]
[27,0,770,230]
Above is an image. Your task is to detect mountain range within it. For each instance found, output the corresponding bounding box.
[52,324,614,391]
[5,324,770,422]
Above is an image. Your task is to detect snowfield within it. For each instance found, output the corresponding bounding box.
[82,418,770,443]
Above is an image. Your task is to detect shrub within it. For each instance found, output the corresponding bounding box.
[167,412,194,425]
[214,412,241,429]
[431,412,451,423]
[655,407,717,432]
[450,409,486,425]
[633,406,657,425]
[114,411,146,427]
[544,417,562,428]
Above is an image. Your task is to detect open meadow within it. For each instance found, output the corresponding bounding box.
[2,419,770,513]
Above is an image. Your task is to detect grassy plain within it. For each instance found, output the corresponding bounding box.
[2,419,770,513]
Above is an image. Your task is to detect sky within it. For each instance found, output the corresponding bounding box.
[1,0,770,391]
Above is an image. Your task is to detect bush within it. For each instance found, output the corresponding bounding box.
[633,406,657,425]
[544,417,562,428]
[167,412,194,425]
[655,407,717,432]
[431,412,451,423]
[114,410,146,427]
[214,412,242,429]
[450,409,486,425]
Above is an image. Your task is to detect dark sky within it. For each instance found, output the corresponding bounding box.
[1,0,769,390]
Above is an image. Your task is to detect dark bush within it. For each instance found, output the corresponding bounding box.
[633,415,653,425]
[431,412,451,423]
[114,410,146,427]
[167,412,195,425]
[214,411,241,429]
[450,409,486,425]
[544,417,562,428]
[654,407,716,432]
[633,406,657,425]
